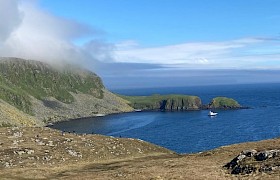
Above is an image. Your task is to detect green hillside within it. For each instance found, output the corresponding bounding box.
[0,58,133,126]
[0,58,104,114]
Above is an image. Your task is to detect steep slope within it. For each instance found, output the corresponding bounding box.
[0,58,133,126]
[0,100,41,127]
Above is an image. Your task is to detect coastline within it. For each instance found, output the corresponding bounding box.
[46,105,248,128]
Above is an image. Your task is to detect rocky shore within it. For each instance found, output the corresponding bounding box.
[31,90,133,124]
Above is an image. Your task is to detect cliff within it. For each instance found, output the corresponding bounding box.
[0,58,133,126]
[122,94,242,111]
[122,94,202,111]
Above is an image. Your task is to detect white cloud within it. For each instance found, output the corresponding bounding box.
[0,0,280,75]
[0,0,22,42]
[0,0,106,66]
[83,39,115,62]
[114,38,280,69]
[115,40,139,50]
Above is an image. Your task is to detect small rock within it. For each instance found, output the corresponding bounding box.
[14,150,25,156]
[37,142,45,146]
[26,149,35,154]
[256,151,268,161]
[12,131,23,138]
[48,141,54,146]
[241,149,257,157]
[4,162,11,168]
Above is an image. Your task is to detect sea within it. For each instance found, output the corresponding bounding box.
[51,83,280,154]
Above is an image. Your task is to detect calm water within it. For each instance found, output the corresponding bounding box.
[51,83,280,153]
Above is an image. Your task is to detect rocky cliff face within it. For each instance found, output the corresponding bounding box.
[0,58,133,126]
[123,95,242,111]
[122,94,202,111]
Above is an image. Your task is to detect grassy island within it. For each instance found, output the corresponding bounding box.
[208,97,241,109]
[122,94,202,111]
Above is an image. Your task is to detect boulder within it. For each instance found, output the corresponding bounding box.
[225,149,280,175]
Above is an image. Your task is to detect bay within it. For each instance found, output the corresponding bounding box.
[51,83,280,153]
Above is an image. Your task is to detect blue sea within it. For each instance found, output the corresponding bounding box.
[51,83,280,154]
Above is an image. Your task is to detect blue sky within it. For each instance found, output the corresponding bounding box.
[38,0,280,71]
[39,0,280,45]
[1,0,280,89]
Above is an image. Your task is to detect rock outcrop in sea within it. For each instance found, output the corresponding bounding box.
[207,97,241,109]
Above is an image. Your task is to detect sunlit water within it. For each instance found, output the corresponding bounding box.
[51,83,280,153]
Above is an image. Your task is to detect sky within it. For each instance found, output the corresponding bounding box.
[1,0,280,89]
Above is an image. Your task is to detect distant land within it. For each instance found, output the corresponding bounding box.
[121,95,241,111]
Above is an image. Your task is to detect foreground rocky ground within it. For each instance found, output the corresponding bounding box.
[0,127,280,179]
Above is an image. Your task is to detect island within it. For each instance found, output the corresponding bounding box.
[207,97,241,109]
[121,94,202,111]
[122,95,242,111]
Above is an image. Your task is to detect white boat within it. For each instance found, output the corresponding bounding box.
[208,111,218,116]
[134,109,142,112]
[95,114,105,117]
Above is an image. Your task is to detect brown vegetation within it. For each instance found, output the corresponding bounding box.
[0,127,280,179]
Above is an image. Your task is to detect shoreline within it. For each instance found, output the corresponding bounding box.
[46,106,249,127]
[47,107,255,155]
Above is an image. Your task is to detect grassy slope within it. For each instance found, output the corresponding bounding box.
[0,58,104,114]
[0,100,40,127]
